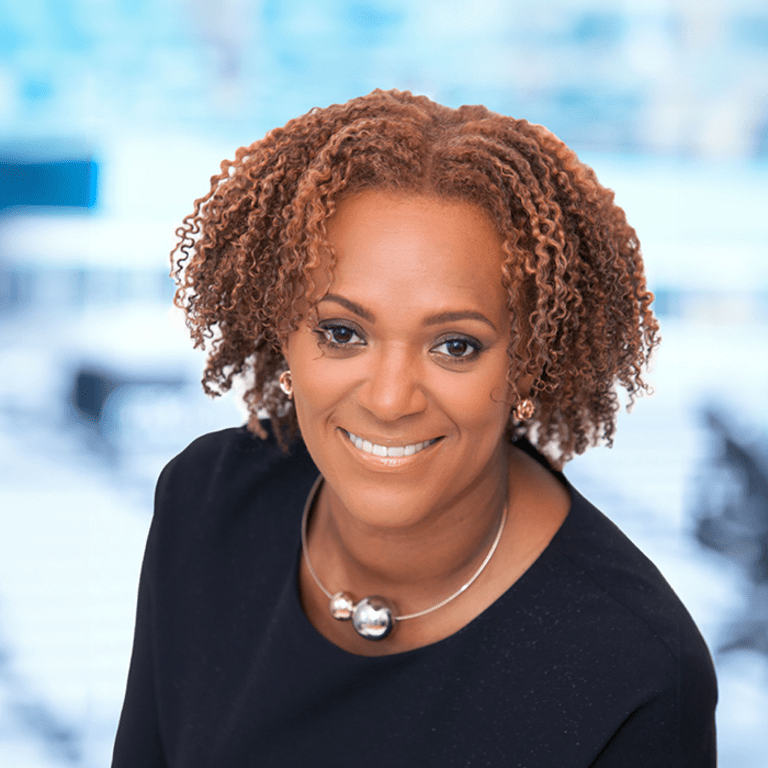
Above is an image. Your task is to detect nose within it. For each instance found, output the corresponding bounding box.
[356,345,428,422]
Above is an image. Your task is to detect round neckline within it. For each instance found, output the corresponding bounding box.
[288,473,580,662]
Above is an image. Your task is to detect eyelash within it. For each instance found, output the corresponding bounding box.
[313,322,484,362]
[313,323,366,349]
[432,336,483,360]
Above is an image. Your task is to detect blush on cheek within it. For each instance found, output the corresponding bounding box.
[448,373,510,419]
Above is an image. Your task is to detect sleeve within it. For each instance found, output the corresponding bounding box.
[590,645,717,768]
[111,472,169,768]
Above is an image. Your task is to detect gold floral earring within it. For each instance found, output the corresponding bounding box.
[513,398,535,421]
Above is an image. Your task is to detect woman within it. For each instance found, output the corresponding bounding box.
[113,90,716,766]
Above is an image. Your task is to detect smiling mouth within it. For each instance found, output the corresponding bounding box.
[344,430,440,458]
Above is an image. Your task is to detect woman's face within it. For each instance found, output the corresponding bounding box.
[284,190,517,529]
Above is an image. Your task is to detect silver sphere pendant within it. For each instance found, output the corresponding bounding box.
[351,596,396,641]
[329,591,355,620]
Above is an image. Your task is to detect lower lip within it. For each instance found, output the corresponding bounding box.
[338,429,442,471]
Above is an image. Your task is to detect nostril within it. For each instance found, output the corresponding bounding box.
[357,360,427,420]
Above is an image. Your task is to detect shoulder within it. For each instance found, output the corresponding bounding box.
[151,424,319,552]
[554,487,705,653]
[512,484,717,762]
[510,437,711,665]
[548,484,717,709]
[159,424,290,482]
[158,424,312,499]
[511,437,714,677]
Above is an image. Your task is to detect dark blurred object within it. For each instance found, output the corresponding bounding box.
[69,366,187,459]
[0,157,97,210]
[73,368,120,424]
[695,409,768,656]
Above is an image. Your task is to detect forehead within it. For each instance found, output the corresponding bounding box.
[327,189,500,243]
[320,191,507,308]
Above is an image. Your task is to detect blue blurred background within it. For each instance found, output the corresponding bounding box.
[0,1,767,765]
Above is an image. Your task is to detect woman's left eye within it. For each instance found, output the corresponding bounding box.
[432,337,482,359]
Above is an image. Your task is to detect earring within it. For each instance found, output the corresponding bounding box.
[278,371,293,399]
[513,398,535,421]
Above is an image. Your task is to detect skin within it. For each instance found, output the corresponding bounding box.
[283,190,570,656]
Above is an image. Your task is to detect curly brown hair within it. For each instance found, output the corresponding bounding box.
[171,88,659,468]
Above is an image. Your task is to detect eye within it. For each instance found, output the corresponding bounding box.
[314,322,366,349]
[432,336,482,360]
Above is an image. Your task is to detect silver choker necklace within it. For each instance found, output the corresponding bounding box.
[301,476,508,641]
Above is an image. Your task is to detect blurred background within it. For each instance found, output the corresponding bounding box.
[0,0,766,765]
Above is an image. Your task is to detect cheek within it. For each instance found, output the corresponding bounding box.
[287,333,352,418]
[437,361,512,433]
[296,362,345,404]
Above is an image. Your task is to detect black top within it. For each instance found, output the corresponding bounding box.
[112,426,717,767]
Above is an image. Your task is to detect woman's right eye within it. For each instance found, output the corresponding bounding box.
[314,323,365,348]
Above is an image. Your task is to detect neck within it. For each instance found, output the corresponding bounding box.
[305,446,510,616]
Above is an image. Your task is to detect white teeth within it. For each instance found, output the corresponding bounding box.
[345,431,436,458]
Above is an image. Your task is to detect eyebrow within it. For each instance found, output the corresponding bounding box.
[318,294,497,331]
[319,294,375,323]
[424,310,497,331]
